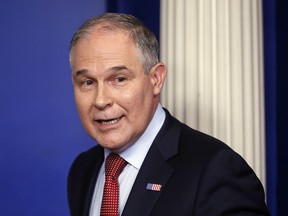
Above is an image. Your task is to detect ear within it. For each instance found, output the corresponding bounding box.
[149,63,167,96]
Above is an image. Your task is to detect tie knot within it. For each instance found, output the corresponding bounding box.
[105,153,127,179]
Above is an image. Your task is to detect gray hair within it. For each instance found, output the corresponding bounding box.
[69,13,159,74]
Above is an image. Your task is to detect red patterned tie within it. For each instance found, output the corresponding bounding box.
[100,153,127,216]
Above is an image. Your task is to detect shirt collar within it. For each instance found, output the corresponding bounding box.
[104,104,166,170]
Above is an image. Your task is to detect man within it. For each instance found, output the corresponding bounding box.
[68,13,270,216]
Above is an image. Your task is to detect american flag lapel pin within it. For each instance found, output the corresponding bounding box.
[146,183,162,192]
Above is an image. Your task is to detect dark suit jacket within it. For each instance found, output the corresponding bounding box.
[68,109,270,215]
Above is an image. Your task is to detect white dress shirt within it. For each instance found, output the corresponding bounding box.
[89,104,166,216]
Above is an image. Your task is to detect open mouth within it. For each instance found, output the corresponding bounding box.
[96,116,122,125]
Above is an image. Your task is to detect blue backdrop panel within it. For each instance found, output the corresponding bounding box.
[275,0,288,214]
[263,0,288,215]
[0,1,105,215]
[263,0,277,215]
[106,0,160,41]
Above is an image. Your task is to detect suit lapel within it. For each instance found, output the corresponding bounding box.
[122,111,181,216]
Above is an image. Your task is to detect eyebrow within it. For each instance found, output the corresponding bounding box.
[74,65,132,77]
[74,69,89,77]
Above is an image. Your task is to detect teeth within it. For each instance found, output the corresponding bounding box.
[101,118,120,125]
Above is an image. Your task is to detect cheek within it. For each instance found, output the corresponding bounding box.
[121,88,153,116]
[119,87,148,107]
[74,92,93,116]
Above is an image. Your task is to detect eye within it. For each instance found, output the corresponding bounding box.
[78,79,96,91]
[114,76,126,83]
[83,79,94,86]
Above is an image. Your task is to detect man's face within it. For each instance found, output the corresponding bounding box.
[70,29,164,152]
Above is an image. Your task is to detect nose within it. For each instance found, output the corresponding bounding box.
[94,84,113,110]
